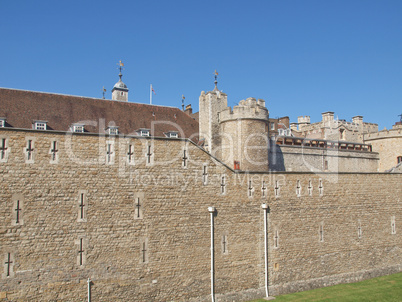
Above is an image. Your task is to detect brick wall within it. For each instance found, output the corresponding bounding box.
[0,129,401,301]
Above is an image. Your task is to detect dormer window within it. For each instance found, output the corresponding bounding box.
[33,121,47,130]
[138,129,150,137]
[106,126,119,135]
[0,118,6,128]
[165,131,178,138]
[72,124,85,133]
[278,128,291,136]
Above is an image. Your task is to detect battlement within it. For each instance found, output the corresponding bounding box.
[298,116,311,124]
[364,127,402,140]
[219,97,269,122]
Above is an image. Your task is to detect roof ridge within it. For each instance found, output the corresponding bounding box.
[0,87,179,109]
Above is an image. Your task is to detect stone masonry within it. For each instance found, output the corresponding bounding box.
[0,128,401,301]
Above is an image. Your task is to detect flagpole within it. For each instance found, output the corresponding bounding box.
[150,84,152,105]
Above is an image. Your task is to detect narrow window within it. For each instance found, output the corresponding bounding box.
[274,230,279,248]
[340,129,345,140]
[106,142,113,164]
[248,180,254,198]
[296,180,301,197]
[308,180,313,196]
[134,193,144,220]
[391,216,396,235]
[50,141,58,162]
[3,253,14,278]
[221,235,228,254]
[319,224,324,242]
[397,156,402,164]
[12,194,24,226]
[261,181,267,197]
[357,220,362,239]
[140,239,148,263]
[25,139,34,162]
[318,179,324,196]
[274,180,280,198]
[323,159,328,171]
[182,149,188,168]
[76,237,86,266]
[202,164,208,185]
[0,138,8,161]
[146,144,153,165]
[127,144,134,164]
[77,191,87,222]
[221,175,226,195]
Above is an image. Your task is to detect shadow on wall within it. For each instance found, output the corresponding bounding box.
[268,139,285,171]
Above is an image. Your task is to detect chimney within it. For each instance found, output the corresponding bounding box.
[185,104,193,115]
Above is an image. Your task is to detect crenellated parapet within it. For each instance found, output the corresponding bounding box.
[364,126,402,140]
[220,98,269,123]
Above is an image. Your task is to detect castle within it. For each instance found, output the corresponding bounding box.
[0,71,401,301]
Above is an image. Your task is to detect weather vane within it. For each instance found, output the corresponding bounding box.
[117,60,124,80]
[182,95,185,111]
[214,70,218,88]
[399,113,402,123]
[102,86,106,99]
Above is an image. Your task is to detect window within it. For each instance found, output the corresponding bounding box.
[72,124,84,133]
[397,156,402,164]
[140,129,150,137]
[278,128,290,136]
[34,121,47,130]
[165,131,178,138]
[107,127,119,135]
[340,129,345,140]
[270,122,275,130]
[0,119,5,127]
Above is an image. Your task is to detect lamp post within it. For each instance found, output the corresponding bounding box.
[208,206,216,302]
[261,203,270,298]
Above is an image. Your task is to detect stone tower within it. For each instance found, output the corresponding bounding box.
[199,73,270,171]
[219,98,269,171]
[112,67,129,102]
[199,76,228,154]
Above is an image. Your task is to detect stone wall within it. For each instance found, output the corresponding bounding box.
[0,129,401,301]
[269,143,379,172]
[364,125,402,171]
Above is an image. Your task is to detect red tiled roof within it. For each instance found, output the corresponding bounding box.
[0,88,199,140]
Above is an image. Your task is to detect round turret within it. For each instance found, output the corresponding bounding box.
[219,97,270,171]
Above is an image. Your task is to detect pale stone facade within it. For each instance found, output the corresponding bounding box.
[0,128,401,301]
[364,122,402,171]
[293,112,378,142]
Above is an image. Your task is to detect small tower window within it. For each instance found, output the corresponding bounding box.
[397,156,402,164]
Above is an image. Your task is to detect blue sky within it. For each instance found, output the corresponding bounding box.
[1,0,401,130]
